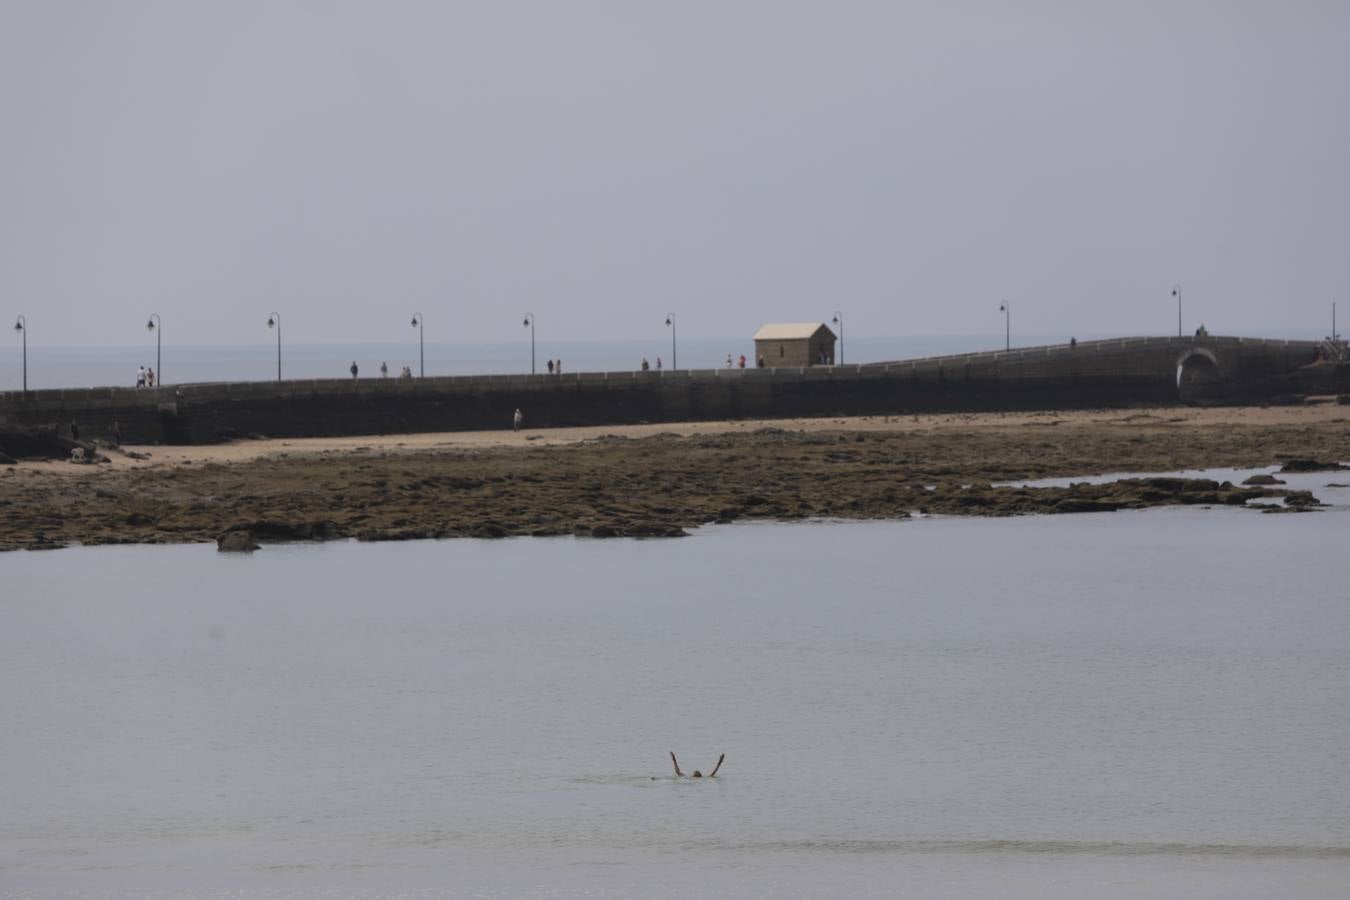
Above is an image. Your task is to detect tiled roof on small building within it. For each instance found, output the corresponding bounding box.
[752,323,834,341]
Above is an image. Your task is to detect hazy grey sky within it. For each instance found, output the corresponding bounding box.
[3,1,1347,347]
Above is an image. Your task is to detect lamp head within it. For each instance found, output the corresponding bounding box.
[146,319,155,331]
[13,319,22,332]
[832,315,839,324]
[267,317,275,329]
[523,316,530,327]
[411,316,419,327]
[665,316,672,326]
[999,303,1007,313]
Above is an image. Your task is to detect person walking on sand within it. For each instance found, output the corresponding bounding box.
[726,353,733,368]
[641,357,650,371]
[555,359,562,374]
[350,361,359,380]
[137,366,146,388]
[380,361,388,378]
[513,408,522,432]
[738,354,746,369]
[547,359,554,374]
[669,752,724,779]
[656,356,662,370]
[147,367,155,387]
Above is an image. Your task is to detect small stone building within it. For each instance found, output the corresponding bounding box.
[753,323,837,367]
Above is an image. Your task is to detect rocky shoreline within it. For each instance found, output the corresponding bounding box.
[2,413,1348,552]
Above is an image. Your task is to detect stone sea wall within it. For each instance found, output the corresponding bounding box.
[0,336,1334,446]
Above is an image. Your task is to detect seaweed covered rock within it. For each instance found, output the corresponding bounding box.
[217,530,260,552]
[1279,458,1349,473]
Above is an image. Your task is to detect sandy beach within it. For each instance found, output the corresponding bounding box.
[17,402,1350,473]
[3,403,1348,551]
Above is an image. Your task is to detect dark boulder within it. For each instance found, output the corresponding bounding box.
[626,522,688,538]
[217,530,260,552]
[1282,490,1321,508]
[470,522,508,539]
[1279,459,1349,473]
[243,520,341,542]
[218,520,340,547]
[1242,474,1285,485]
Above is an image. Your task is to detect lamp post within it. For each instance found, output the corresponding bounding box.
[1172,285,1182,338]
[411,312,424,378]
[266,313,282,381]
[522,313,535,374]
[146,313,161,385]
[13,315,25,392]
[832,311,844,364]
[998,302,1010,351]
[665,313,677,370]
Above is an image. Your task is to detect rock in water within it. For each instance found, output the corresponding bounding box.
[1242,474,1285,485]
[1282,490,1321,508]
[1279,458,1349,473]
[217,530,260,553]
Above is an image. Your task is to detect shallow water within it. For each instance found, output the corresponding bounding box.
[3,509,1349,897]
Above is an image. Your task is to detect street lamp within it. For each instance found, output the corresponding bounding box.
[13,315,25,392]
[522,313,535,374]
[146,313,161,385]
[410,312,424,378]
[266,313,282,381]
[832,311,844,364]
[1172,285,1182,338]
[998,302,1010,351]
[665,313,677,370]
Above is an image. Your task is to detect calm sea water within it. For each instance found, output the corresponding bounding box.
[2,335,1092,391]
[3,505,1350,898]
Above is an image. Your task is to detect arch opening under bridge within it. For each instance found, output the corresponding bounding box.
[1176,347,1221,400]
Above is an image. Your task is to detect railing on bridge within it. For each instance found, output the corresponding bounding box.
[861,334,1327,371]
[1320,339,1348,364]
[0,335,1333,407]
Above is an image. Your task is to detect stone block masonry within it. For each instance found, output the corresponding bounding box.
[0,336,1335,446]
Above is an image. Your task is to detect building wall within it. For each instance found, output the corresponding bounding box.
[755,335,835,367]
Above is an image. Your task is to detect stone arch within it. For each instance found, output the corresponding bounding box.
[1176,347,1220,398]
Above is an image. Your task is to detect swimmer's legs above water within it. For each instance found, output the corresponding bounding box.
[669,751,725,778]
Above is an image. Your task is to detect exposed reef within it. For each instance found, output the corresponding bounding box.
[3,411,1347,552]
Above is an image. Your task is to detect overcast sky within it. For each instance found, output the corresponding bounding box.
[2,1,1347,347]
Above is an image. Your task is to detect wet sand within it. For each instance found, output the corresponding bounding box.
[3,404,1348,550]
